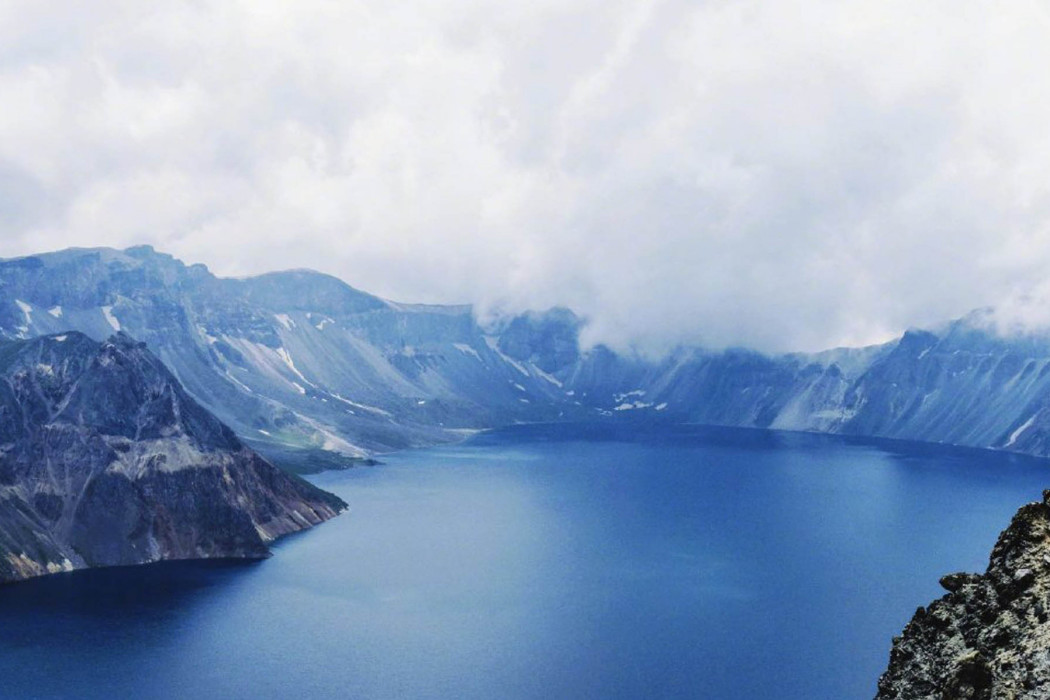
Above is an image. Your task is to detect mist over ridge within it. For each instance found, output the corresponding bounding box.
[4,2,1050,353]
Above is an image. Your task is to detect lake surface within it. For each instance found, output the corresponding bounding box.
[2,423,1050,699]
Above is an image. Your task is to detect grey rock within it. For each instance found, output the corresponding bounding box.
[876,494,1050,699]
[0,331,345,584]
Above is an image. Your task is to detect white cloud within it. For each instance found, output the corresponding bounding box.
[2,0,1050,353]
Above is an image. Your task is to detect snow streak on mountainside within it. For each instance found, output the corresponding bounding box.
[567,312,1050,458]
[0,247,593,460]
[3,246,1050,464]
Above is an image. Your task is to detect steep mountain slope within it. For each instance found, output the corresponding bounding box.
[563,311,1050,461]
[0,247,591,461]
[6,246,1050,466]
[0,331,345,584]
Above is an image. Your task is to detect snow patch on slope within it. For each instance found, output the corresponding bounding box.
[13,300,31,337]
[615,401,653,411]
[197,325,219,345]
[529,363,563,388]
[102,306,121,331]
[330,393,393,418]
[223,337,307,395]
[276,347,316,389]
[297,414,366,457]
[224,369,254,394]
[1006,414,1038,447]
[453,343,481,361]
[483,336,530,377]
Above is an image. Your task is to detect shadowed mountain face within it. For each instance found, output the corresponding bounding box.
[4,247,1050,466]
[0,331,345,584]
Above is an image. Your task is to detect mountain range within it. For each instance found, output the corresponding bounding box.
[2,245,1050,468]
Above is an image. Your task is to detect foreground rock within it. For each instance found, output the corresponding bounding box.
[876,490,1050,699]
[0,332,346,583]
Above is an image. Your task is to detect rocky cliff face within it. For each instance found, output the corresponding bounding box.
[0,331,345,584]
[876,491,1050,699]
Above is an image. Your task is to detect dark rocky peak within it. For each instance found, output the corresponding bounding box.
[894,328,940,357]
[0,333,102,421]
[493,307,583,374]
[0,332,240,452]
[102,330,145,351]
[0,329,345,584]
[68,333,241,450]
[0,330,97,372]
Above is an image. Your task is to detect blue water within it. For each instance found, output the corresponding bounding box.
[2,424,1050,699]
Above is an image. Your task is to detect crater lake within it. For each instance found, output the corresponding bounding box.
[2,423,1048,699]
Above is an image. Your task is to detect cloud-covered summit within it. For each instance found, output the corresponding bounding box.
[1,1,1049,353]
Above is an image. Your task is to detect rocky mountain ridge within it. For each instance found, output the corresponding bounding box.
[0,247,591,464]
[0,331,345,583]
[6,246,1050,468]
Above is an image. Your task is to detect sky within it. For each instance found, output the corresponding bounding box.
[2,1,1050,354]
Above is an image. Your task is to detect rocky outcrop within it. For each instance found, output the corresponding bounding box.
[876,490,1050,699]
[0,331,345,584]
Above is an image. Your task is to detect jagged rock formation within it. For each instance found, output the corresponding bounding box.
[876,490,1050,699]
[0,331,345,583]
